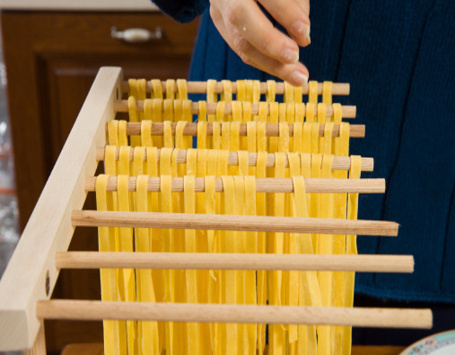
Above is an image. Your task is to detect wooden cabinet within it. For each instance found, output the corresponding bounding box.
[1,11,199,352]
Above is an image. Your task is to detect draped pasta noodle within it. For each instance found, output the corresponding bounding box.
[98,79,365,355]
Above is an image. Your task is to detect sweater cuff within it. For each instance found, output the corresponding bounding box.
[151,0,209,23]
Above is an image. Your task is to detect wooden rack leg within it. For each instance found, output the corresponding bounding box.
[22,321,46,355]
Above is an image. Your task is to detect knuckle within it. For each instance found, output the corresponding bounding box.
[232,33,249,54]
[239,53,252,65]
[226,1,243,26]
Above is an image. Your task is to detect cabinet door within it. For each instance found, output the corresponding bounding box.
[1,11,200,352]
[1,11,199,228]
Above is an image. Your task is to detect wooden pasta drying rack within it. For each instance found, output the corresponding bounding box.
[0,67,432,353]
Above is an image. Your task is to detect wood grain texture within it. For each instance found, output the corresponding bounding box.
[36,300,433,329]
[0,67,122,351]
[56,252,414,273]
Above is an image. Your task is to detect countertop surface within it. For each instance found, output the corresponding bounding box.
[0,0,158,11]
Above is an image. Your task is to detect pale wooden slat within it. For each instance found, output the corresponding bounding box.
[84,176,385,194]
[114,100,357,118]
[71,211,398,236]
[55,252,413,273]
[123,122,365,137]
[121,81,351,95]
[0,67,123,351]
[36,300,433,329]
[95,148,375,172]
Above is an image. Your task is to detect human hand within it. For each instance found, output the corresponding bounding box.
[209,0,311,86]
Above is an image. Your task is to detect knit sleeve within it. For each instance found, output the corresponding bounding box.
[151,0,210,23]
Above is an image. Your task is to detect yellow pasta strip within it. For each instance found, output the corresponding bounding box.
[128,96,140,147]
[207,79,217,123]
[244,175,257,355]
[233,176,246,353]
[177,79,188,100]
[287,154,300,346]
[118,174,137,355]
[129,79,138,98]
[159,174,174,354]
[183,175,199,354]
[293,176,320,355]
[247,121,257,154]
[137,79,146,118]
[236,80,245,102]
[175,121,188,149]
[182,100,193,148]
[308,80,318,104]
[221,122,230,151]
[310,122,319,154]
[241,101,252,150]
[279,103,286,123]
[294,83,303,104]
[221,79,232,103]
[107,120,119,146]
[342,155,361,355]
[257,122,267,152]
[163,99,174,123]
[302,122,311,153]
[284,82,294,103]
[212,121,221,150]
[269,102,279,153]
[216,100,226,122]
[118,120,128,147]
[96,174,126,355]
[293,122,303,153]
[221,176,237,354]
[252,80,261,103]
[317,154,334,355]
[245,80,253,103]
[230,121,241,153]
[152,99,163,148]
[306,102,315,123]
[205,175,217,354]
[322,81,333,106]
[324,122,335,155]
[133,146,145,176]
[198,100,207,122]
[266,80,276,103]
[163,121,174,148]
[318,103,327,153]
[332,119,349,354]
[278,122,290,153]
[142,106,153,147]
[310,153,321,253]
[295,103,305,123]
[197,120,207,149]
[165,79,175,100]
[256,151,267,354]
[174,99,183,123]
[270,153,285,354]
[136,175,159,355]
[151,79,163,99]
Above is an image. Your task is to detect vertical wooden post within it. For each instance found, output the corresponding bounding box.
[22,322,46,355]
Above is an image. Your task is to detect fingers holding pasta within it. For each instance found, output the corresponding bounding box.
[209,0,310,85]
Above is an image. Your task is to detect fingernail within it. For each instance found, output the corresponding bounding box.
[282,48,299,64]
[305,26,311,45]
[291,20,308,37]
[289,71,309,86]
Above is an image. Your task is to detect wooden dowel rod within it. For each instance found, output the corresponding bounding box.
[123,122,365,138]
[121,81,350,96]
[36,300,432,329]
[84,177,385,194]
[114,101,356,118]
[95,148,374,172]
[56,252,413,273]
[71,211,398,236]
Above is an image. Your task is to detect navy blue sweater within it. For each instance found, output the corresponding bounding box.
[153,0,455,304]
